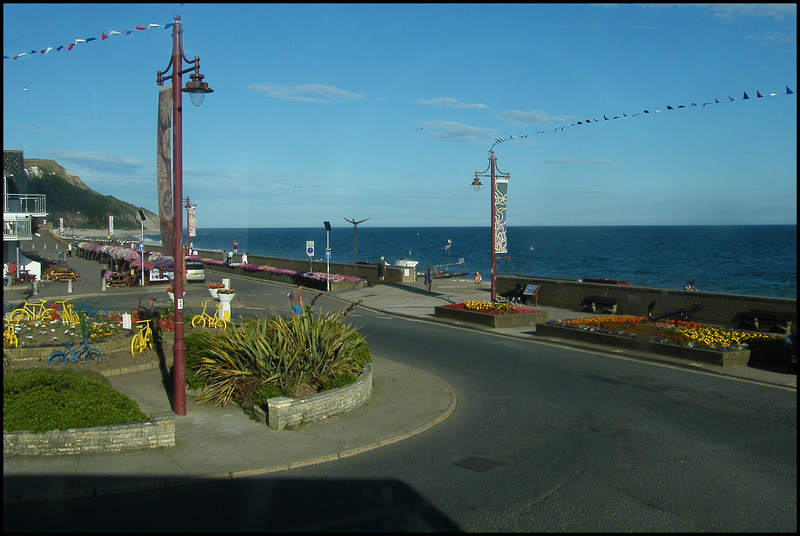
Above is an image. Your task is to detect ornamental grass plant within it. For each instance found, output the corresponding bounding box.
[550,315,783,351]
[185,297,370,410]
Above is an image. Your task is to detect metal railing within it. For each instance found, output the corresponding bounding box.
[4,193,47,215]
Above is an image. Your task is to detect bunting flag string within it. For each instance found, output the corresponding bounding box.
[4,22,173,61]
[489,86,795,153]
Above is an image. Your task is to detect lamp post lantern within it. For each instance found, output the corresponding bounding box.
[472,151,510,302]
[157,14,212,416]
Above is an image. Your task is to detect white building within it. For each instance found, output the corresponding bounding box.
[3,150,48,282]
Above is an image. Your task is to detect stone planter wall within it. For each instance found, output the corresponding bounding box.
[434,306,548,328]
[253,363,373,430]
[536,322,756,367]
[3,414,175,456]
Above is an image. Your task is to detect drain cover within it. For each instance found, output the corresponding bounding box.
[451,456,504,472]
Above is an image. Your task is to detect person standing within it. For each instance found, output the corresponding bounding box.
[241,252,248,264]
[232,240,238,254]
[378,256,386,283]
[424,266,432,295]
[288,284,304,315]
[67,243,72,257]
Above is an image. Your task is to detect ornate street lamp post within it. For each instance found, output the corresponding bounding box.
[344,217,369,279]
[156,14,213,416]
[472,151,510,302]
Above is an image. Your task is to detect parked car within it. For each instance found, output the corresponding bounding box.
[185,261,206,283]
[782,329,796,369]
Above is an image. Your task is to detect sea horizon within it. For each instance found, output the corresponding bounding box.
[128,224,798,300]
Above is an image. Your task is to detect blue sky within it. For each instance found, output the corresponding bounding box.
[4,3,797,228]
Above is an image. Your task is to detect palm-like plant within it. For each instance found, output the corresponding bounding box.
[190,302,369,408]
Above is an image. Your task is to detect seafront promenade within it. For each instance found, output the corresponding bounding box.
[3,228,796,505]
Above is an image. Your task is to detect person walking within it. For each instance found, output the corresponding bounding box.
[287,284,304,315]
[424,266,432,295]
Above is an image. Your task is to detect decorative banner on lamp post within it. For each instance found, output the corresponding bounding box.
[187,204,196,238]
[156,83,174,254]
[494,177,508,255]
[107,215,114,236]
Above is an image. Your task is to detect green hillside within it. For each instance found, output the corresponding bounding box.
[17,158,159,231]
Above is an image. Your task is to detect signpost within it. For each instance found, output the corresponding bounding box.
[324,221,332,291]
[306,241,314,272]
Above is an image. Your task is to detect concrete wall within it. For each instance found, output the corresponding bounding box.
[497,275,797,329]
[3,414,175,456]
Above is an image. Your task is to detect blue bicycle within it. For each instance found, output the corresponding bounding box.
[47,337,103,365]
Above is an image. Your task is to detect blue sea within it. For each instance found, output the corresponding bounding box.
[147,225,797,300]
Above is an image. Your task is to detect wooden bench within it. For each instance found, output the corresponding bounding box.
[44,265,81,282]
[583,295,619,314]
[747,309,795,334]
[109,273,136,287]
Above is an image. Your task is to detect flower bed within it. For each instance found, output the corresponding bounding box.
[537,315,783,367]
[435,301,548,328]
[200,260,367,290]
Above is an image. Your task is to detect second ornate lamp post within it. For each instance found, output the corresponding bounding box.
[472,151,510,302]
[156,14,213,416]
[344,217,369,279]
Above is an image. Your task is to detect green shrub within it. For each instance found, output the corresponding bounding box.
[192,306,371,407]
[320,372,358,391]
[4,368,148,433]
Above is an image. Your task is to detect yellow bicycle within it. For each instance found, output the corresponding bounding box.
[53,299,81,324]
[3,319,19,348]
[131,319,154,355]
[9,299,52,322]
[191,300,227,330]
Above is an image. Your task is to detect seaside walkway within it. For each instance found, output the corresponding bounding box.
[3,230,796,506]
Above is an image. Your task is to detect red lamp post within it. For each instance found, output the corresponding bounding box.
[157,14,212,416]
[472,151,510,302]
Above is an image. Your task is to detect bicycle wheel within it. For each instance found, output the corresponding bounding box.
[9,309,29,322]
[214,318,227,331]
[191,315,206,328]
[85,348,102,364]
[47,350,66,365]
[131,334,146,355]
[5,333,19,348]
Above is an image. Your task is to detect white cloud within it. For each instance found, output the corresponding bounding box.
[496,109,573,127]
[697,4,796,22]
[418,121,497,143]
[248,83,367,103]
[416,97,488,109]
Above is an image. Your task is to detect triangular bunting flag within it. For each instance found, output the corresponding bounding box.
[743,92,749,99]
[787,86,794,95]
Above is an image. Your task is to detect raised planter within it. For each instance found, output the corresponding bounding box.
[3,414,175,456]
[434,306,548,328]
[251,363,373,430]
[535,322,758,367]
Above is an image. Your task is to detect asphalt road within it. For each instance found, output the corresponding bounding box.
[4,295,796,532]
